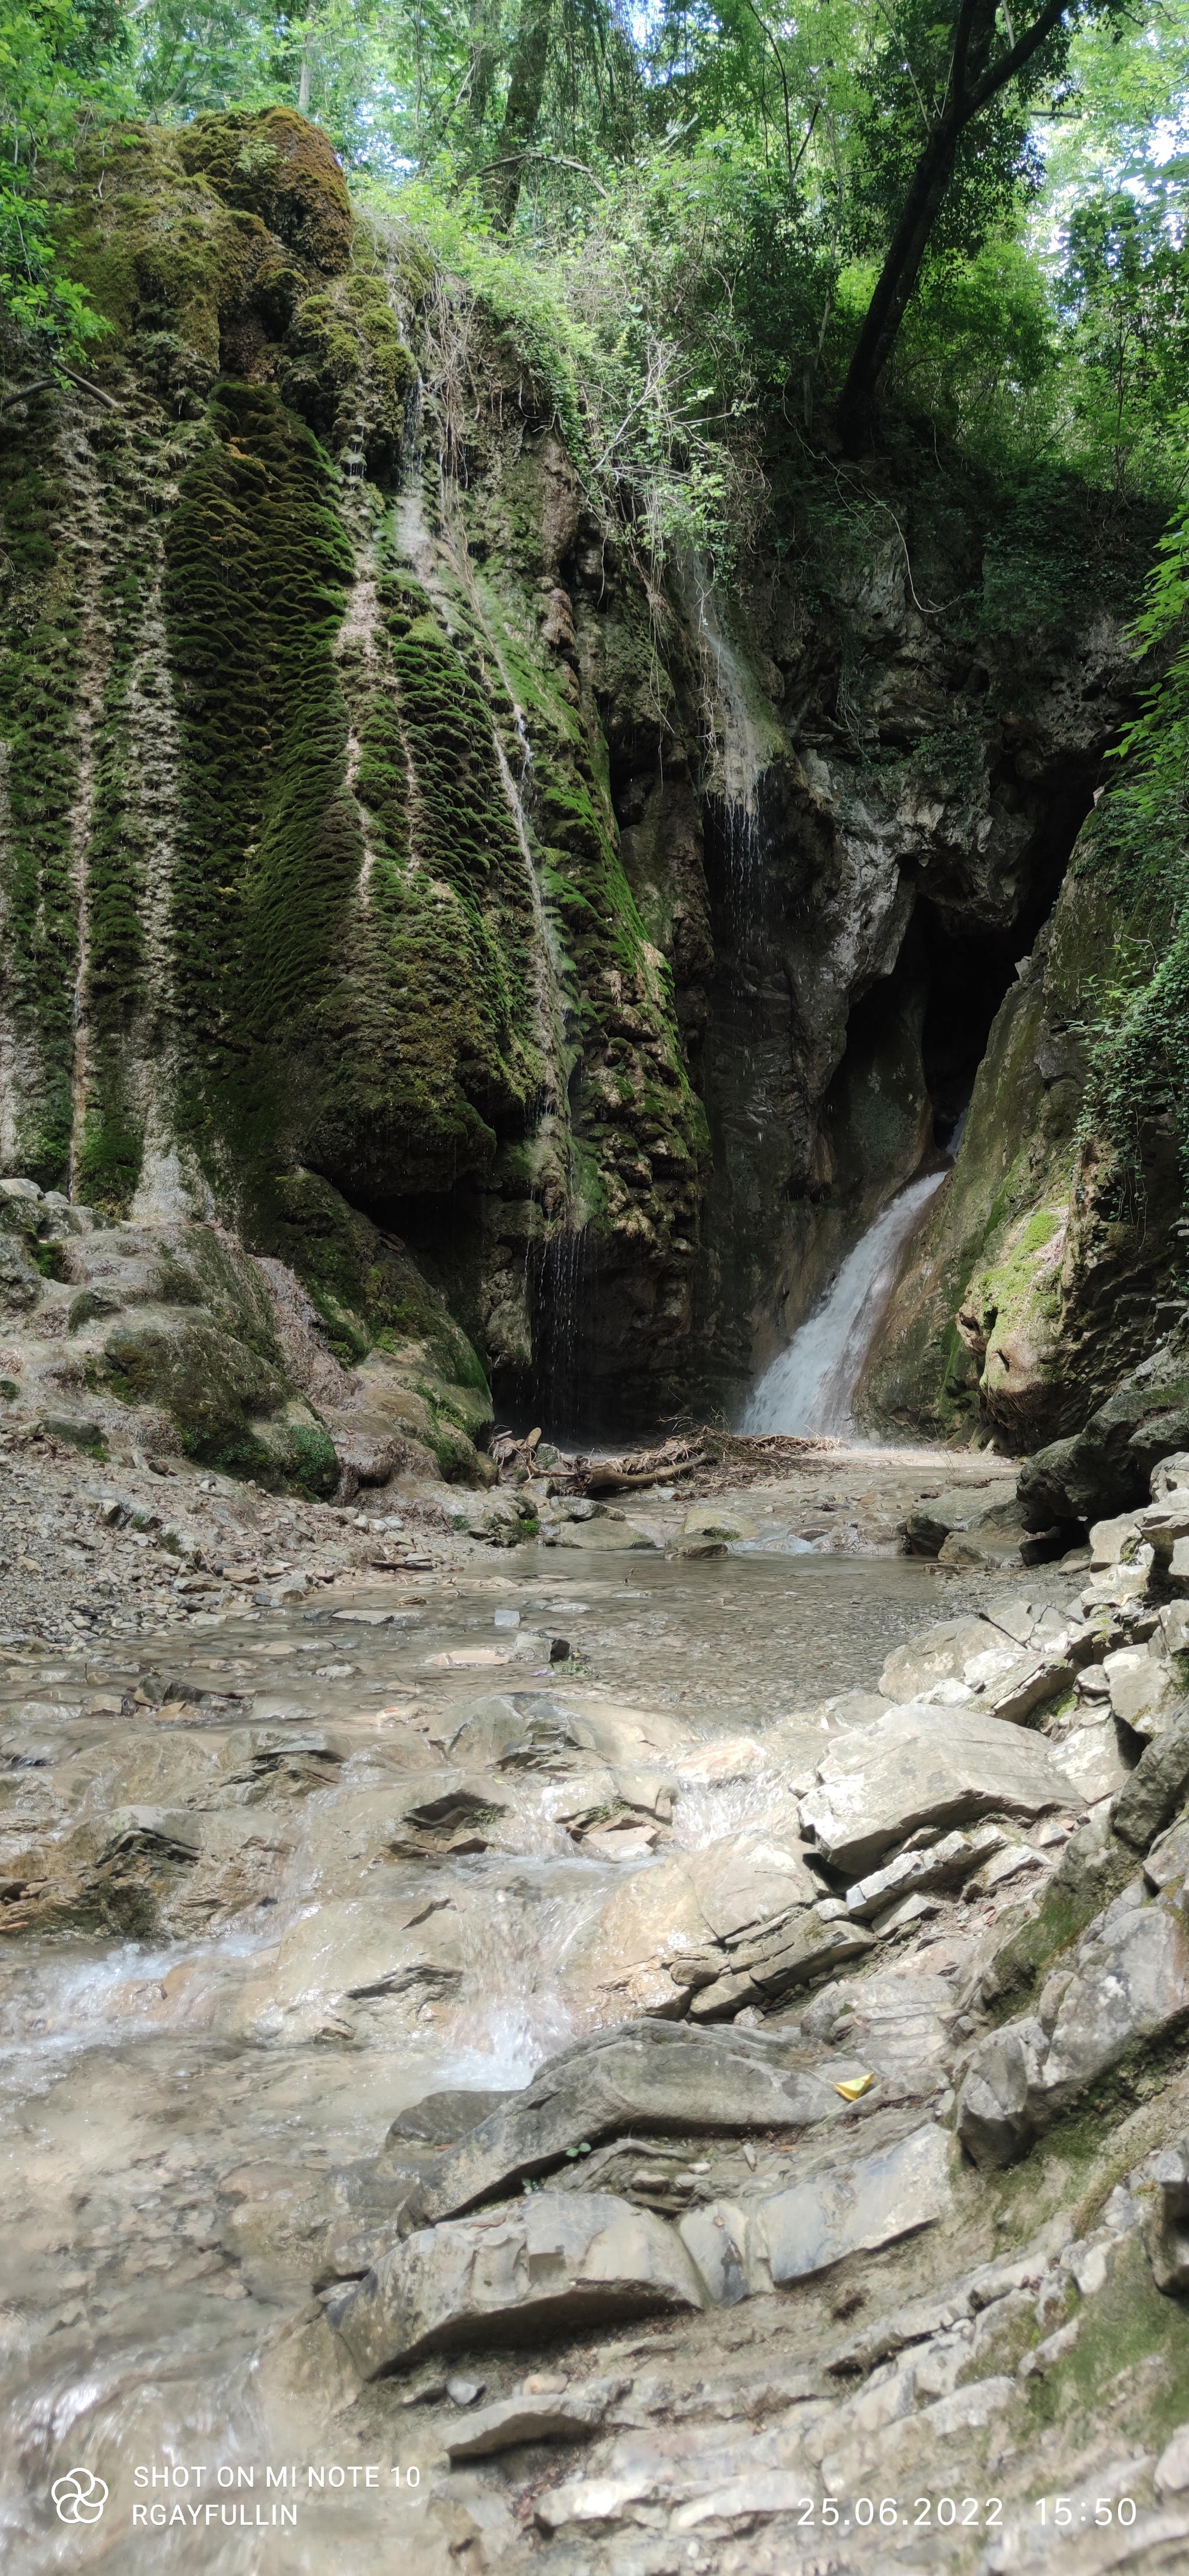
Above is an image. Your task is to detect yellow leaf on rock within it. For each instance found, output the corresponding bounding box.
[834,2073,875,2101]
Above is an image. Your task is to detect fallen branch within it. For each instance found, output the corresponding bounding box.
[1,367,119,413]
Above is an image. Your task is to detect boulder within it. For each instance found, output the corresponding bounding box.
[329,2192,707,2377]
[1050,1719,1133,1806]
[1144,2141,1189,2294]
[682,1508,756,1541]
[414,2019,848,2223]
[684,1908,874,2019]
[552,1518,657,1552]
[957,1879,1189,2167]
[1112,1709,1189,1850]
[1018,1333,1189,1530]
[879,1619,997,1702]
[563,1825,822,2016]
[1103,1644,1179,1738]
[845,1824,1003,1920]
[800,1702,1082,1877]
[903,1492,981,1556]
[756,2123,953,2285]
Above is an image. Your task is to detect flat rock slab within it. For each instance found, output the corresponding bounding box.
[448,1692,693,1776]
[330,2191,706,2377]
[880,1619,997,1701]
[415,2019,851,2224]
[444,2386,614,2460]
[801,1702,1083,1876]
[757,2121,953,2283]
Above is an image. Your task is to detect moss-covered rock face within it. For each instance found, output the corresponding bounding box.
[860,865,1185,1446]
[0,108,710,1428]
[0,107,1166,1437]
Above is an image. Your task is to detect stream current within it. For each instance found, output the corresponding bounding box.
[0,1480,998,2573]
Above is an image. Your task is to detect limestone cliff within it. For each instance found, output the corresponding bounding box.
[0,106,1169,1458]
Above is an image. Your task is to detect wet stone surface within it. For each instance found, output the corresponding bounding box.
[7,1434,1188,2573]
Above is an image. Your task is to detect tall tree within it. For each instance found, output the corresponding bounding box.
[837,0,1122,450]
[485,0,554,226]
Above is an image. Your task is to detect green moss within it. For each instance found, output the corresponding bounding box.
[982,1847,1134,2021]
[0,454,84,1183]
[254,1168,489,1402]
[176,107,353,275]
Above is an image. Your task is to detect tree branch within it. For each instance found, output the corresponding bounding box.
[736,0,795,177]
[1,367,118,412]
[472,147,609,197]
[966,0,1070,110]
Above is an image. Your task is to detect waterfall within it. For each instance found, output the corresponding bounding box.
[741,1169,949,1435]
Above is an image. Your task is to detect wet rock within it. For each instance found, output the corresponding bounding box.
[551,1518,658,1553]
[958,1879,1189,2168]
[244,1891,466,2041]
[758,2121,953,2284]
[448,1691,690,1775]
[329,2192,707,2377]
[414,2019,847,2223]
[564,1824,822,2016]
[800,1702,1082,1876]
[390,2090,516,2146]
[1112,1709,1189,1849]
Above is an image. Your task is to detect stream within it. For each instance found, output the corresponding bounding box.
[1,1469,999,2574]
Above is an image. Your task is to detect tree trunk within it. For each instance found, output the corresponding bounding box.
[298,6,315,115]
[488,0,554,230]
[467,0,496,134]
[837,121,960,452]
[834,0,1071,452]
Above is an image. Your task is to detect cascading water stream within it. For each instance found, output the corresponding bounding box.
[741,1167,950,1435]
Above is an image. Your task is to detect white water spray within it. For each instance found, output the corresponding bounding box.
[741,1168,949,1435]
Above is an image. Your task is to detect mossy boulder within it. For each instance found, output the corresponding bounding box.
[252,1168,493,1479]
[102,1312,336,1492]
[175,107,352,275]
[0,1233,44,1314]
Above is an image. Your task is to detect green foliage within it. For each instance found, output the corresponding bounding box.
[1076,501,1189,1200]
[1052,183,1189,496]
[0,0,127,354]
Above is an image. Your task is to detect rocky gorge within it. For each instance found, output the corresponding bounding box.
[5,94,1189,2576]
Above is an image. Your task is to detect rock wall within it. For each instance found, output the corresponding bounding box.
[860,863,1186,1449]
[0,106,1169,1448]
